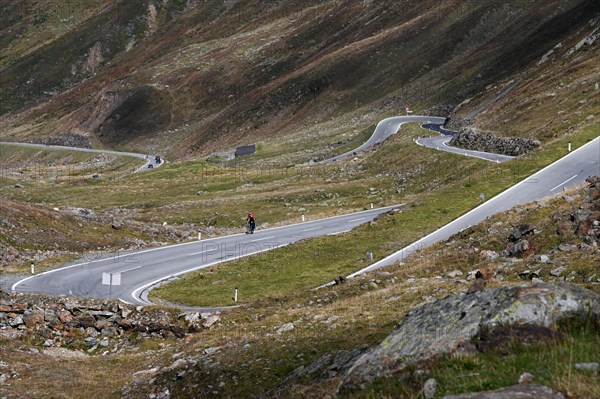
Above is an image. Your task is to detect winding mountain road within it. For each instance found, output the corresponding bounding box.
[320,116,514,163]
[417,123,515,163]
[321,115,446,163]
[12,205,402,304]
[7,116,599,304]
[0,141,163,173]
[346,135,599,279]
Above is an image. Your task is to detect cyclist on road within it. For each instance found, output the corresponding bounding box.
[246,213,256,234]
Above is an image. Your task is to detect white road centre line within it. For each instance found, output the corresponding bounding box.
[328,230,351,236]
[550,174,578,192]
[302,227,321,232]
[346,218,365,223]
[250,236,276,242]
[117,265,143,274]
[188,249,217,256]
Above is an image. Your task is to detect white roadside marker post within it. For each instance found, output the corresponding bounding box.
[302,214,305,222]
[568,142,572,152]
[234,287,238,302]
[31,263,35,274]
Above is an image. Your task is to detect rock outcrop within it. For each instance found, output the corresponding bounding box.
[0,292,219,352]
[554,176,600,247]
[449,128,540,156]
[338,283,600,393]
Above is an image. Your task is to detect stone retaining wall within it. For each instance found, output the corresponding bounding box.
[449,128,540,156]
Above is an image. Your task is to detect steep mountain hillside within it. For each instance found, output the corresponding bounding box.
[449,12,600,141]
[1,0,598,159]
[1,2,599,398]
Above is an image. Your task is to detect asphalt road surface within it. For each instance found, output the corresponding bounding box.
[0,141,163,173]
[320,116,513,164]
[321,115,447,163]
[12,205,402,304]
[416,123,515,163]
[346,135,600,279]
[7,118,599,303]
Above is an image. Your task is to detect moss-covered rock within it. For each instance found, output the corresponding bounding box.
[339,282,600,393]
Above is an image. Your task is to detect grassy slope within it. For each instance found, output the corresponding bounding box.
[151,122,598,307]
[0,146,168,273]
[161,177,598,399]
[41,178,592,399]
[2,121,596,398]
[0,336,177,399]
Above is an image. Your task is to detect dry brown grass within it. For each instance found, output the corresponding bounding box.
[0,339,174,399]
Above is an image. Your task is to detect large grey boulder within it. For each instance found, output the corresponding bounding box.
[338,283,599,393]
